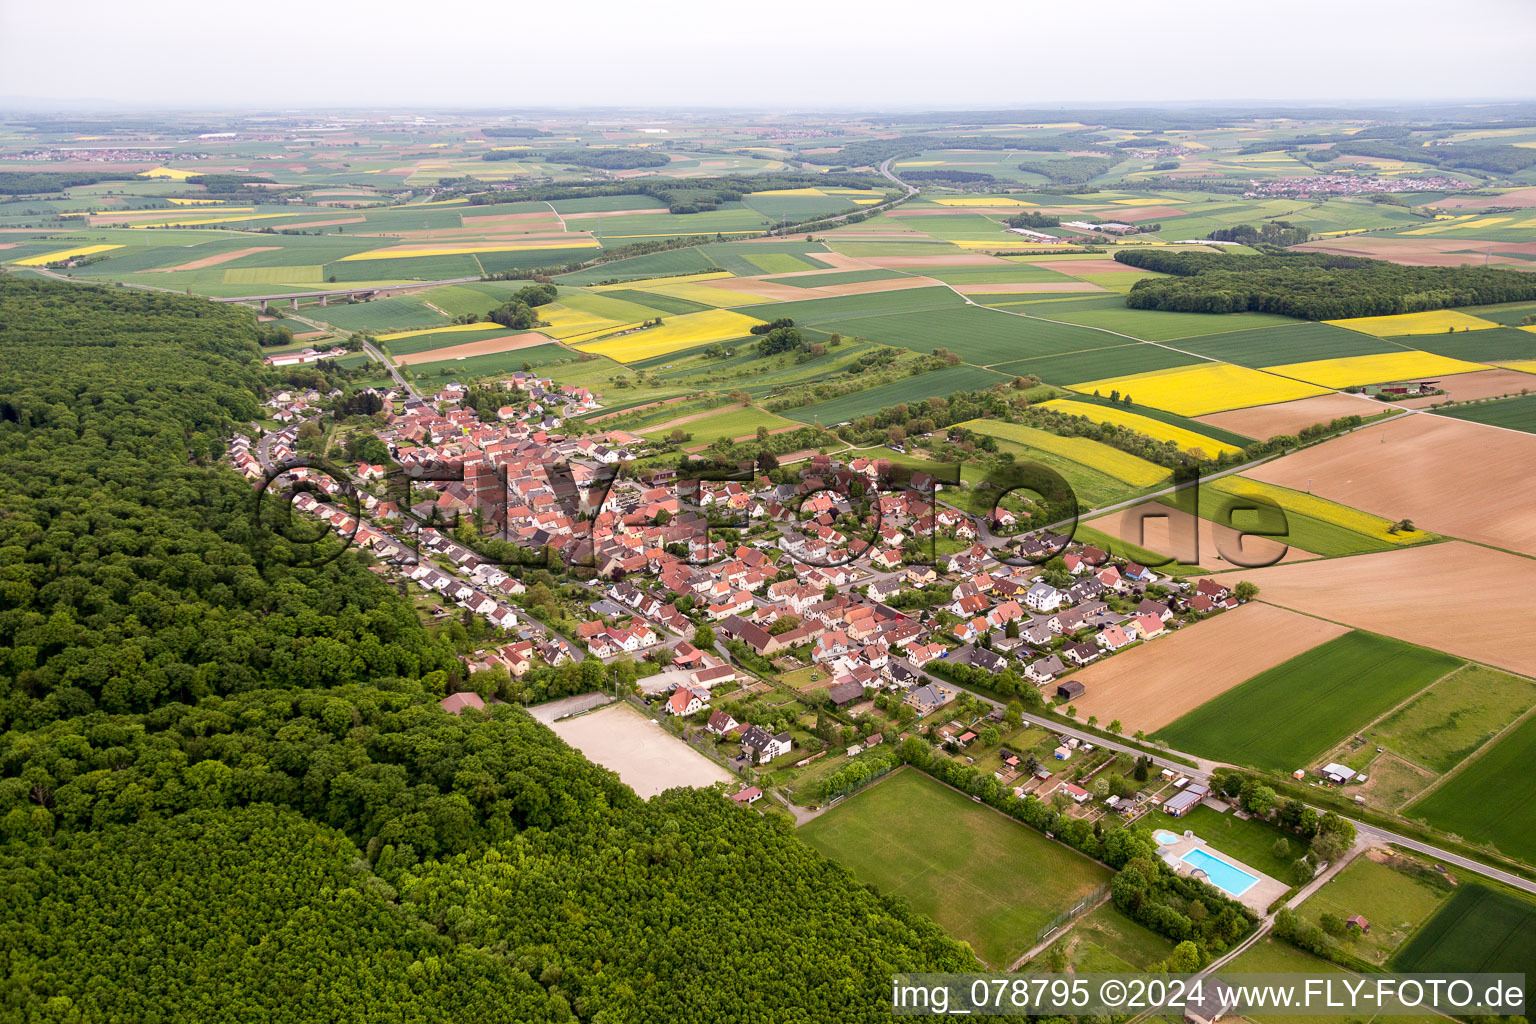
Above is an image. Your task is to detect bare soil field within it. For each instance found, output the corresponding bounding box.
[1068,603,1348,733]
[954,282,1106,294]
[1428,187,1536,210]
[1246,413,1536,554]
[1196,392,1383,437]
[1089,501,1319,570]
[1032,258,1150,274]
[698,275,938,302]
[1219,542,1536,677]
[549,702,730,798]
[393,331,552,365]
[1294,236,1536,271]
[796,252,877,270]
[143,246,279,273]
[563,208,669,220]
[1398,368,1536,407]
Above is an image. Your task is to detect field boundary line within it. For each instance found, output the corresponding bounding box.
[1315,662,1473,776]
[1402,697,1536,808]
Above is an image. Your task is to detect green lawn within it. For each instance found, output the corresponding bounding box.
[1140,804,1299,880]
[799,768,1111,968]
[1154,633,1464,774]
[1300,856,1450,964]
[1405,710,1536,864]
[1368,665,1536,773]
[1393,884,1536,976]
[1228,938,1443,1024]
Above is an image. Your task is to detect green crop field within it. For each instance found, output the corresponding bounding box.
[739,286,964,327]
[1154,633,1464,773]
[1176,322,1413,367]
[1394,885,1536,975]
[1300,856,1450,961]
[743,252,820,274]
[641,404,797,444]
[382,328,507,356]
[799,769,1111,967]
[1168,482,1404,558]
[1369,666,1536,773]
[1455,301,1536,327]
[1435,393,1536,433]
[782,364,1009,424]
[1032,305,1300,342]
[802,305,1114,365]
[599,288,712,315]
[1406,327,1536,362]
[405,342,574,380]
[554,247,718,285]
[314,295,449,333]
[767,268,904,288]
[1405,710,1536,863]
[994,342,1210,386]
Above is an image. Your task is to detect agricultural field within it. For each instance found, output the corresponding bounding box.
[1175,322,1410,368]
[1325,310,1503,336]
[1262,351,1488,388]
[1036,399,1243,456]
[574,309,766,362]
[1393,884,1536,976]
[1153,632,1464,773]
[1070,363,1330,416]
[1194,476,1434,555]
[1435,392,1536,432]
[956,419,1170,487]
[799,769,1111,968]
[1365,666,1536,774]
[781,365,1009,425]
[1405,711,1536,864]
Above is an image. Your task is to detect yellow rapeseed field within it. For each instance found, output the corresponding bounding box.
[340,240,600,261]
[126,212,298,228]
[165,197,225,206]
[13,244,122,266]
[645,281,780,307]
[1262,351,1488,388]
[1495,357,1536,373]
[1037,400,1242,457]
[576,309,766,363]
[535,304,630,340]
[957,420,1169,487]
[1210,477,1430,545]
[137,166,196,180]
[1326,310,1502,336]
[1070,363,1329,417]
[376,322,504,342]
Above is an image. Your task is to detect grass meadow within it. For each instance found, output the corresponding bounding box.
[1153,633,1463,773]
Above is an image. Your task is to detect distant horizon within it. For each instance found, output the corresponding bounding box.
[4,0,1533,110]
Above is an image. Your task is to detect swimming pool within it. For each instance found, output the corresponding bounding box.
[1181,848,1258,897]
[1153,830,1180,846]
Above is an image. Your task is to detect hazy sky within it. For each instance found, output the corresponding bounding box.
[3,0,1534,110]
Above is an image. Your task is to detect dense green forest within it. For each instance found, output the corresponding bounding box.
[463,172,887,214]
[1115,248,1536,318]
[0,170,138,194]
[0,278,983,1021]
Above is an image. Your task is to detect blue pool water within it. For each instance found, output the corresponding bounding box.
[1181,848,1258,897]
[1153,830,1180,846]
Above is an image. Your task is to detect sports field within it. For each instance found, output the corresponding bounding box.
[1154,632,1463,773]
[1405,711,1536,863]
[799,769,1110,967]
[1393,885,1536,975]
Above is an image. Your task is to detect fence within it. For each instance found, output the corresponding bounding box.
[1031,881,1111,948]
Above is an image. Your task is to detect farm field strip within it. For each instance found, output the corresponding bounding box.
[1037,399,1242,456]
[956,419,1170,486]
[1071,362,1332,417]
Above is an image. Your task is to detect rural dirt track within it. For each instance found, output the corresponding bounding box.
[392,331,551,365]
[1068,603,1349,733]
[1089,501,1319,571]
[1219,542,1536,677]
[1196,392,1383,437]
[953,282,1106,294]
[643,401,749,434]
[1246,413,1536,555]
[142,246,279,272]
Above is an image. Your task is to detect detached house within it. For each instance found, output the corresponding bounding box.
[742,725,792,764]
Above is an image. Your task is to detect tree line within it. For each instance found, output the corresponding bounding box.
[1116,248,1536,319]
